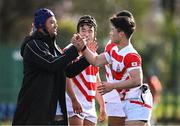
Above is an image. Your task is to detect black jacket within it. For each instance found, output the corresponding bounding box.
[12,31,89,125]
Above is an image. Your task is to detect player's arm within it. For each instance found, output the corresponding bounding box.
[66,78,82,114]
[98,53,142,95]
[98,68,142,95]
[82,47,107,67]
[112,68,142,89]
[95,73,106,122]
[113,53,143,89]
[24,40,80,72]
[72,33,108,67]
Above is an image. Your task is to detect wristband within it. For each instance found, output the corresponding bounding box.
[81,45,87,52]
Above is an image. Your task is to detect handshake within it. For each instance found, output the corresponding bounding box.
[71,33,98,53]
[71,33,87,52]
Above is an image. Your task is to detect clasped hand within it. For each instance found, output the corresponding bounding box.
[71,33,86,51]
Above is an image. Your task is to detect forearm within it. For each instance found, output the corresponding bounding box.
[96,74,105,109]
[82,47,107,67]
[113,77,141,90]
[65,57,89,77]
[95,91,105,109]
[25,43,79,72]
[113,68,142,90]
[66,79,78,102]
[95,88,106,122]
[82,47,98,66]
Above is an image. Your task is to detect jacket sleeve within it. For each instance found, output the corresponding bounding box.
[65,57,90,78]
[23,40,79,72]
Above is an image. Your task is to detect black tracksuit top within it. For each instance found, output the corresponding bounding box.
[12,31,89,125]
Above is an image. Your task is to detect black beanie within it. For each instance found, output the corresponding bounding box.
[34,8,54,29]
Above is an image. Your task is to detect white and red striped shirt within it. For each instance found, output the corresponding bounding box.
[56,45,99,116]
[103,41,143,103]
[66,63,99,115]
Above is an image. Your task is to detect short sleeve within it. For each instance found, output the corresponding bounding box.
[105,42,116,54]
[124,53,142,71]
[104,42,117,64]
[104,52,111,64]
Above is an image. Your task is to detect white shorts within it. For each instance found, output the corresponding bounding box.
[105,102,125,117]
[56,103,97,124]
[123,90,153,121]
[105,89,153,121]
[67,109,97,124]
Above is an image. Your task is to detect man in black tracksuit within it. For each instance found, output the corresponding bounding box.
[12,8,89,125]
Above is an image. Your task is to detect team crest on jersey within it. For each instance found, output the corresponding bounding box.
[116,64,121,72]
[131,62,138,66]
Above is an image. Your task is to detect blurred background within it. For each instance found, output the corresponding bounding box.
[0,0,180,125]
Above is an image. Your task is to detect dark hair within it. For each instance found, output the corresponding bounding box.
[110,12,136,39]
[77,15,97,32]
[116,10,134,18]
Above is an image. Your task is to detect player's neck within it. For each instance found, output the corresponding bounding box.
[117,39,129,49]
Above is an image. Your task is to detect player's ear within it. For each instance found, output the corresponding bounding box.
[119,31,125,37]
[94,31,97,41]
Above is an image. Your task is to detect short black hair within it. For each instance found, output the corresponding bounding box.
[77,15,97,32]
[116,10,134,18]
[110,13,136,39]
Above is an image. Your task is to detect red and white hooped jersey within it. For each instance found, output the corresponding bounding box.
[66,64,99,115]
[103,41,143,103]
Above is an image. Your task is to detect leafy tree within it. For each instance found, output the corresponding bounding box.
[0,0,61,45]
[56,18,76,48]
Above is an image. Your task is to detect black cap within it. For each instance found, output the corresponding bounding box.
[77,15,97,32]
